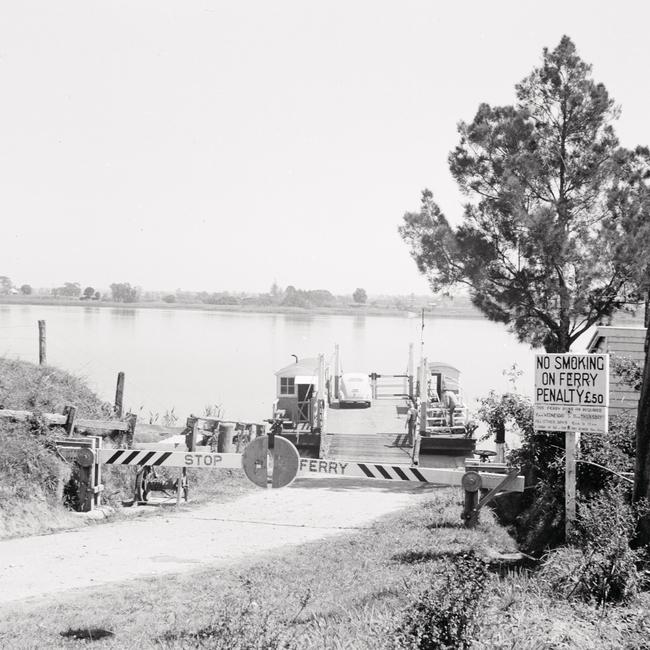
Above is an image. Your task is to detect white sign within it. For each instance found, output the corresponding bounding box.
[534,353,609,434]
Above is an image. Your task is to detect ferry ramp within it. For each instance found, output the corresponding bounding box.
[323,398,414,463]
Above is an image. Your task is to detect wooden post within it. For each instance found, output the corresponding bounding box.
[565,431,579,539]
[114,372,125,419]
[318,353,326,399]
[334,344,340,400]
[63,405,77,435]
[419,357,428,435]
[495,420,506,463]
[218,423,236,453]
[180,418,199,505]
[408,343,414,399]
[463,489,480,528]
[125,413,137,448]
[38,320,46,365]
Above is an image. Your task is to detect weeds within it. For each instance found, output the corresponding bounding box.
[203,403,224,419]
[540,485,649,607]
[147,408,179,427]
[393,553,488,650]
[158,581,311,650]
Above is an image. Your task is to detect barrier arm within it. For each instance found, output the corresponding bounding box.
[97,448,242,469]
[296,457,524,492]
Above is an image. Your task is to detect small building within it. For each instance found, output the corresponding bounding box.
[586,326,646,415]
[274,357,322,426]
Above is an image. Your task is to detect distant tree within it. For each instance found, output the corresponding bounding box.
[307,290,335,307]
[162,294,176,303]
[82,286,95,300]
[93,291,101,300]
[353,288,367,304]
[399,36,650,353]
[19,284,32,295]
[110,282,138,303]
[57,282,81,298]
[270,281,281,298]
[0,276,12,295]
[282,285,310,308]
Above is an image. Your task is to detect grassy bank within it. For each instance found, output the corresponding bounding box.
[1,489,648,649]
[0,358,251,539]
[0,295,487,319]
[0,358,114,538]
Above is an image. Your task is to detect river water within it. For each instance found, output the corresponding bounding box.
[0,304,542,424]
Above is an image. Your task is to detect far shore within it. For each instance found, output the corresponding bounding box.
[0,295,487,320]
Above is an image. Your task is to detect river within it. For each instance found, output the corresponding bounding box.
[0,304,543,424]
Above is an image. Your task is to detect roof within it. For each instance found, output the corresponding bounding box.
[275,357,321,377]
[586,326,646,353]
[427,361,461,392]
[428,361,460,377]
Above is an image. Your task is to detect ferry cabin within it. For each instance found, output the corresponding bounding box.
[275,357,322,427]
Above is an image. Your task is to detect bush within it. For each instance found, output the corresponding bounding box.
[478,389,637,554]
[540,485,648,606]
[393,553,487,650]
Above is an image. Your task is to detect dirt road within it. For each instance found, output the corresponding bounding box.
[0,477,436,607]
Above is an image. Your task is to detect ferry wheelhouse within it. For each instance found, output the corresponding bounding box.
[423,361,470,436]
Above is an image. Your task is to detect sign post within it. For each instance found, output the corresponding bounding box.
[533,353,609,538]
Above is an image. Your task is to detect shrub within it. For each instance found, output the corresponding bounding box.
[478,388,637,554]
[393,553,487,650]
[540,485,648,606]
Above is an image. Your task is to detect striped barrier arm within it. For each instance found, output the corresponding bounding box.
[297,457,524,492]
[94,448,523,492]
[97,448,242,469]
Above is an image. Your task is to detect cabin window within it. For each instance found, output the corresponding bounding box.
[280,377,295,395]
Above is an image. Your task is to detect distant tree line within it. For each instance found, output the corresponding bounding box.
[1,275,452,314]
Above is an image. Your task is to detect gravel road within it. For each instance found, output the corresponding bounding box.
[0,477,436,607]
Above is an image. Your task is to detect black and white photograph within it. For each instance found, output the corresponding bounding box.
[1,1,649,647]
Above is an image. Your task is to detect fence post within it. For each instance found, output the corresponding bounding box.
[63,405,77,435]
[91,436,102,510]
[125,413,137,448]
[408,342,414,399]
[565,431,579,539]
[38,320,46,365]
[218,423,236,453]
[114,372,125,418]
[334,343,340,400]
[419,357,429,436]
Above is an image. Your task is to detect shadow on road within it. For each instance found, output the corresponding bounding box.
[290,476,450,494]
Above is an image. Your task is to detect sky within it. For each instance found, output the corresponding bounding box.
[1,1,649,295]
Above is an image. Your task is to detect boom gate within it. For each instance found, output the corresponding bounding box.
[59,434,524,526]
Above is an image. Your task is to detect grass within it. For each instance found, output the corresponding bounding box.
[0,357,115,418]
[1,488,648,649]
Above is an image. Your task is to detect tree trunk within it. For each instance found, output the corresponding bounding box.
[634,309,650,545]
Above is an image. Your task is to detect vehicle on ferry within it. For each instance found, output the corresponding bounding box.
[339,372,372,407]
